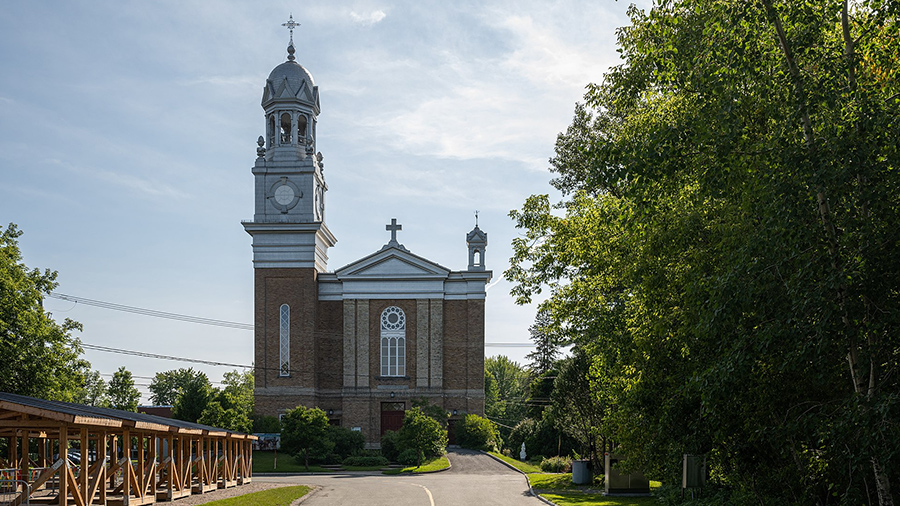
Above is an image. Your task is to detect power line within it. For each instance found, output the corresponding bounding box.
[82,343,252,369]
[49,293,253,331]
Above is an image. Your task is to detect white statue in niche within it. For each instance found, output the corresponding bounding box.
[520,442,527,461]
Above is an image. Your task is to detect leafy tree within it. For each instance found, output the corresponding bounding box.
[325,424,365,460]
[77,370,109,407]
[547,350,607,468]
[484,355,529,429]
[525,309,560,375]
[397,407,447,465]
[507,0,900,503]
[455,414,501,452]
[525,368,556,420]
[280,405,332,471]
[252,414,281,433]
[411,397,449,427]
[148,368,202,406]
[107,366,140,412]
[172,371,212,423]
[199,370,253,433]
[0,223,89,401]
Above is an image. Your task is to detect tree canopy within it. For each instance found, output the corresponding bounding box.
[107,366,140,412]
[0,223,89,402]
[507,1,899,503]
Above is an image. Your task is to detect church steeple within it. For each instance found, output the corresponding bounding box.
[244,17,335,272]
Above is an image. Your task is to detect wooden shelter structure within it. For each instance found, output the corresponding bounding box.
[0,392,255,505]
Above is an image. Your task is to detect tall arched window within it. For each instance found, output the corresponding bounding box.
[297,114,308,140]
[380,306,406,377]
[279,304,290,376]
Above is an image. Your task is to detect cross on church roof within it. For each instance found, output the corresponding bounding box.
[386,218,402,244]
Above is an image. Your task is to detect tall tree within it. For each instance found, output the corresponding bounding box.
[199,369,254,433]
[280,405,332,471]
[507,1,900,503]
[484,355,529,426]
[172,371,212,423]
[77,370,109,407]
[148,368,201,406]
[107,366,140,412]
[525,308,560,375]
[0,223,89,401]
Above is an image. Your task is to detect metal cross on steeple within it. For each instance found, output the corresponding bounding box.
[386,218,402,243]
[282,14,300,45]
[475,210,479,227]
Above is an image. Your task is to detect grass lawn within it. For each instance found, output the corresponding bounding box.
[540,494,657,506]
[382,455,450,474]
[200,485,310,506]
[487,451,543,473]
[252,451,334,473]
[485,453,664,506]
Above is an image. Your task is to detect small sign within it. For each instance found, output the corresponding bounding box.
[351,427,362,432]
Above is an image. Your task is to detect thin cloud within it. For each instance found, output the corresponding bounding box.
[350,10,387,26]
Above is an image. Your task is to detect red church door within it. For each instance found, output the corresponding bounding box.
[381,402,405,435]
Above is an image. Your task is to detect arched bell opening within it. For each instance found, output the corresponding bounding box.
[280,112,292,144]
[297,114,308,142]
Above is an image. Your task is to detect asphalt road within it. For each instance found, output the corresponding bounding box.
[256,448,545,506]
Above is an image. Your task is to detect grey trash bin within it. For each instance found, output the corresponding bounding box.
[572,459,592,485]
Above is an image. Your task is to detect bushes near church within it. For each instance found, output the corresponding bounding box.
[380,407,447,466]
[455,414,501,452]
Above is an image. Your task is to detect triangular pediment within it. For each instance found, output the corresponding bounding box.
[335,247,450,279]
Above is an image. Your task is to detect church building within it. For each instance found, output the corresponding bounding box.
[243,31,491,444]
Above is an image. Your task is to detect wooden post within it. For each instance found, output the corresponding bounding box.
[79,428,88,503]
[122,429,130,506]
[109,435,117,490]
[99,431,107,504]
[38,436,47,468]
[167,435,174,499]
[149,434,157,500]
[59,427,68,506]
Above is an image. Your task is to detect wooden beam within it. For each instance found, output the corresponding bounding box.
[65,463,86,506]
[58,427,68,506]
[9,457,64,506]
[123,428,131,504]
[100,431,108,504]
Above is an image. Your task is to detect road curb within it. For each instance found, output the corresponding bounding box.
[480,451,559,506]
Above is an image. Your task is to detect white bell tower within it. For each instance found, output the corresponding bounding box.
[243,16,335,272]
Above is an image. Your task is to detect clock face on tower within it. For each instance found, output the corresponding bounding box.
[269,177,301,213]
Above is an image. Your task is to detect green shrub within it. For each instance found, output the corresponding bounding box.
[398,408,447,462]
[342,455,389,467]
[380,430,400,461]
[326,424,365,459]
[540,455,572,473]
[455,414,501,451]
[397,448,420,466]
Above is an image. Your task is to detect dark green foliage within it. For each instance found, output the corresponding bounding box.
[380,430,400,461]
[526,369,556,420]
[397,448,420,466]
[148,368,199,406]
[455,414,501,452]
[252,414,281,433]
[107,366,140,412]
[0,223,89,402]
[280,405,333,471]
[508,417,575,460]
[326,424,365,460]
[198,370,253,433]
[506,0,900,502]
[411,397,449,427]
[526,309,560,375]
[341,455,389,467]
[397,407,447,465]
[172,371,212,423]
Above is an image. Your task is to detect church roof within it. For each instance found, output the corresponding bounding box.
[334,245,451,279]
[267,59,315,91]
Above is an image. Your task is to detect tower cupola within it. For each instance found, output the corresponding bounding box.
[261,18,320,161]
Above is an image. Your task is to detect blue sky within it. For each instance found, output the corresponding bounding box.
[0,1,645,400]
